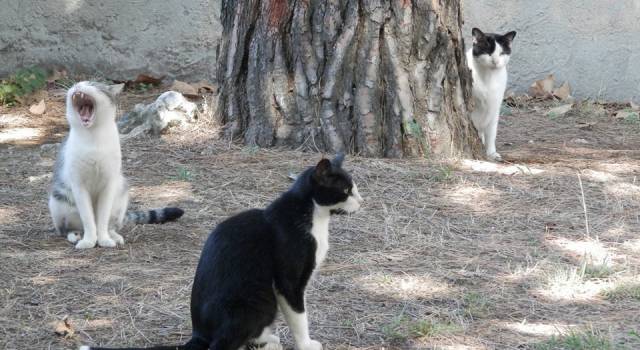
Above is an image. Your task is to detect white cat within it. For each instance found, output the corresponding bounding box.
[49,82,183,249]
[466,28,516,161]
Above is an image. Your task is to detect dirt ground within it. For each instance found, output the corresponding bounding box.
[1,88,639,350]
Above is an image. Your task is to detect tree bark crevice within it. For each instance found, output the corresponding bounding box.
[217,0,482,158]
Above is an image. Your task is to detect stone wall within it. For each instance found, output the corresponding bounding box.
[0,0,221,82]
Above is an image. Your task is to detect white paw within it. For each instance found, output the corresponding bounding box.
[75,239,96,249]
[487,152,502,162]
[109,231,125,245]
[299,340,322,350]
[262,343,283,350]
[97,237,116,248]
[67,232,80,243]
[264,334,280,344]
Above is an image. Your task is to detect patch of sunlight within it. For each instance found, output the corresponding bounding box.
[602,277,640,301]
[460,159,544,175]
[0,127,42,143]
[606,182,640,198]
[447,184,494,207]
[504,321,574,337]
[622,238,640,253]
[503,261,540,282]
[83,318,114,329]
[95,295,119,304]
[0,207,21,225]
[30,276,57,286]
[131,181,195,205]
[54,257,89,268]
[595,162,640,175]
[547,237,611,264]
[581,169,618,183]
[356,272,450,300]
[536,265,614,301]
[433,344,489,350]
[28,172,53,184]
[96,274,125,283]
[0,113,29,127]
[64,0,83,13]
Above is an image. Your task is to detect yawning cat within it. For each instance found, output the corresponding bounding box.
[49,81,184,249]
[467,28,517,161]
[80,155,363,350]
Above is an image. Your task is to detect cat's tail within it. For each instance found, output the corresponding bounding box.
[125,207,184,225]
[79,346,184,350]
[79,337,207,350]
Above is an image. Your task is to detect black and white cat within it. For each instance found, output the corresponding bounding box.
[49,81,184,249]
[466,28,516,161]
[80,155,363,350]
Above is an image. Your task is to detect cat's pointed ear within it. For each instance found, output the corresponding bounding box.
[108,83,125,96]
[503,31,516,43]
[472,28,485,44]
[331,153,345,168]
[314,158,332,181]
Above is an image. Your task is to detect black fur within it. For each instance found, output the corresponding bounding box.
[126,207,185,225]
[83,156,356,350]
[472,28,516,57]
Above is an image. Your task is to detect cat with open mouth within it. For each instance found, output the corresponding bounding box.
[49,81,184,249]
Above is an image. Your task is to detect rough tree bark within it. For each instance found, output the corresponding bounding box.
[216,0,482,158]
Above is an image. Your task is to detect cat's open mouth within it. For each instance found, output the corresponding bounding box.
[72,92,95,127]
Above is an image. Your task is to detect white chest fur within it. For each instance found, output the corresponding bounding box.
[311,206,330,266]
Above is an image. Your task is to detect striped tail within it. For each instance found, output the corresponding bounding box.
[126,207,184,225]
[79,336,207,350]
[80,345,185,350]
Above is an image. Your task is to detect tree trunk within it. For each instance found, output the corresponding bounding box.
[216,0,482,158]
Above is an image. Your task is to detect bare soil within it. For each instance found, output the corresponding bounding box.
[1,90,639,349]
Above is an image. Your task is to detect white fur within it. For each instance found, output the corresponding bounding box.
[49,82,127,249]
[276,293,323,350]
[311,207,330,266]
[467,44,510,161]
[312,182,363,266]
[248,326,281,349]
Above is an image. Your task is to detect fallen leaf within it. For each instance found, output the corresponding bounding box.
[29,99,46,115]
[112,74,165,89]
[575,121,596,130]
[133,74,164,85]
[170,80,199,98]
[529,74,555,98]
[192,81,217,94]
[553,81,572,100]
[546,103,573,118]
[52,316,75,338]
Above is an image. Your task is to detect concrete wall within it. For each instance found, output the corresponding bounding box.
[2,1,639,101]
[0,0,221,82]
[463,0,640,101]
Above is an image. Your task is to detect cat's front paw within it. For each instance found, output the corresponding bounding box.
[75,239,96,249]
[487,152,502,162]
[97,237,117,248]
[299,340,322,350]
[66,232,80,243]
[109,230,125,245]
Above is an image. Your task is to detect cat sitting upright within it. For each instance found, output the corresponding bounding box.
[49,81,184,249]
[467,28,516,162]
[80,155,363,350]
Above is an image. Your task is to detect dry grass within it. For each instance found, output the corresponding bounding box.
[1,90,640,349]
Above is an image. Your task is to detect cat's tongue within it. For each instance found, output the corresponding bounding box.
[78,104,93,125]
